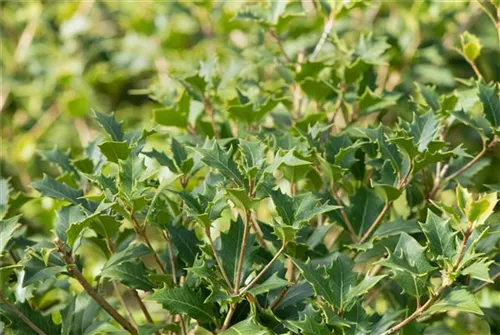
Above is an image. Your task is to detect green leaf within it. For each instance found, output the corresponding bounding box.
[94,111,125,142]
[143,149,178,173]
[32,175,97,213]
[149,286,216,323]
[462,258,493,282]
[220,317,275,335]
[0,300,61,334]
[372,218,420,240]
[348,187,384,236]
[478,82,500,129]
[287,305,331,335]
[379,233,436,275]
[415,83,440,111]
[0,215,20,254]
[344,274,385,307]
[267,186,338,227]
[98,141,131,163]
[410,111,439,152]
[219,216,256,286]
[0,179,10,219]
[423,288,483,316]
[248,273,288,296]
[292,259,335,306]
[102,243,151,270]
[154,91,191,128]
[197,143,246,188]
[167,224,201,267]
[326,254,357,310]
[461,32,482,61]
[419,210,456,261]
[39,148,77,174]
[102,261,155,291]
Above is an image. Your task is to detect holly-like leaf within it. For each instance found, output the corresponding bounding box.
[149,286,216,323]
[94,111,125,142]
[462,258,494,282]
[220,317,275,335]
[98,141,130,163]
[143,149,178,172]
[219,216,256,286]
[478,82,500,129]
[31,175,97,213]
[379,233,436,275]
[39,148,77,174]
[410,111,439,152]
[419,210,456,261]
[102,261,155,291]
[197,143,246,188]
[348,187,384,236]
[248,273,288,296]
[102,243,151,270]
[287,305,331,335]
[423,288,483,316]
[0,215,20,254]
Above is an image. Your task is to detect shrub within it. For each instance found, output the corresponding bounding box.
[1,1,499,335]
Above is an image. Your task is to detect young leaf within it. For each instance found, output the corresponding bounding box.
[98,141,131,163]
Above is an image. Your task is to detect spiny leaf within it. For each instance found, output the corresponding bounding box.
[149,286,216,323]
[0,215,20,254]
[478,82,500,129]
[98,141,131,163]
[410,111,439,152]
[94,111,125,142]
[419,210,456,261]
[197,143,246,188]
[248,273,288,296]
[423,288,483,316]
[102,261,154,291]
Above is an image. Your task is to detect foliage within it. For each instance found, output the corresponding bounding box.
[1,1,500,335]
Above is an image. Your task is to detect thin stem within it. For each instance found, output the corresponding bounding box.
[239,243,286,296]
[163,230,178,285]
[112,281,137,328]
[270,29,292,62]
[359,202,392,244]
[443,137,498,184]
[234,210,251,293]
[129,211,167,275]
[130,289,156,325]
[453,47,483,80]
[453,229,471,272]
[310,11,335,61]
[220,303,236,332]
[330,181,358,242]
[54,239,138,335]
[473,271,500,293]
[206,227,234,291]
[0,292,47,335]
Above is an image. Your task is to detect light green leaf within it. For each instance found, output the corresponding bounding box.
[98,141,130,163]
[102,243,151,270]
[94,111,124,142]
[0,215,20,254]
[423,288,483,316]
[197,143,246,188]
[220,317,275,335]
[248,273,288,296]
[462,258,493,282]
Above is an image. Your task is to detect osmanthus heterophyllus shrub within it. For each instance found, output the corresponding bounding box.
[1,1,500,335]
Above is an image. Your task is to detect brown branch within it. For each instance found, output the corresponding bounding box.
[205,227,234,291]
[112,281,137,328]
[239,243,286,296]
[0,292,47,335]
[162,230,178,285]
[130,289,156,325]
[270,29,292,63]
[54,239,138,335]
[220,303,236,332]
[203,96,219,139]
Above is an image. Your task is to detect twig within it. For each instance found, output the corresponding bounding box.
[130,289,156,325]
[330,181,358,242]
[310,11,335,61]
[270,29,292,63]
[239,243,286,296]
[234,210,251,293]
[54,238,138,335]
[0,292,47,335]
[162,230,178,285]
[473,271,500,293]
[205,227,234,291]
[111,281,137,327]
[220,303,236,332]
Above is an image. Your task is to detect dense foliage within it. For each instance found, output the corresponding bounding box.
[1,1,500,334]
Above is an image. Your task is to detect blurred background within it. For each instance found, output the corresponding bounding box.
[1,0,499,231]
